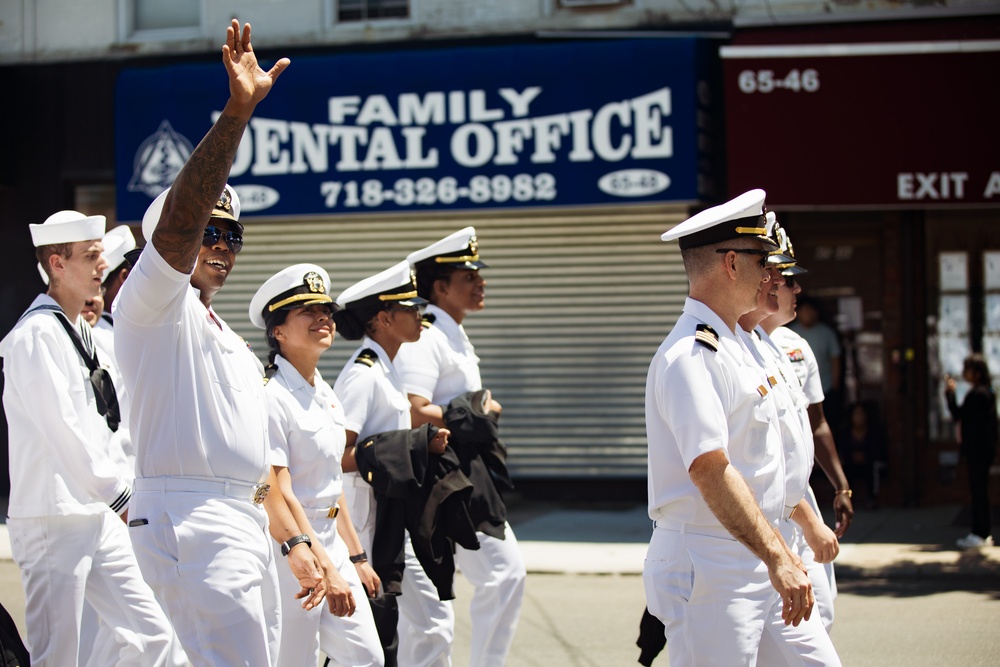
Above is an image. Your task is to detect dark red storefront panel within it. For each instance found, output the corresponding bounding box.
[723,42,1000,208]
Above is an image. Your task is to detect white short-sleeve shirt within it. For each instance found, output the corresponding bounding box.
[266,355,346,509]
[770,326,825,405]
[0,294,131,518]
[395,304,482,405]
[646,298,785,528]
[334,337,411,439]
[742,326,814,507]
[113,244,269,484]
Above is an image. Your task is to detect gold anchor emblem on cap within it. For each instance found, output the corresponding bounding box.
[304,271,325,294]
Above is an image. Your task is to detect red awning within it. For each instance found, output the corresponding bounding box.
[723,17,1000,208]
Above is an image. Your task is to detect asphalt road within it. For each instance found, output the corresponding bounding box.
[3,563,999,666]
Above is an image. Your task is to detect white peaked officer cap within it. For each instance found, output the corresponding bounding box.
[767,212,807,276]
[407,226,488,270]
[336,260,429,311]
[29,210,106,248]
[661,189,779,251]
[101,225,138,281]
[142,184,242,243]
[249,263,335,330]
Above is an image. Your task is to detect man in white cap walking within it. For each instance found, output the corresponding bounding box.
[112,19,316,666]
[1,210,182,666]
[643,190,826,666]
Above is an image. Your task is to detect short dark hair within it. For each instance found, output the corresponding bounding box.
[964,353,993,386]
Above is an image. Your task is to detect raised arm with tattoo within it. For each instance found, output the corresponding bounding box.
[152,20,289,273]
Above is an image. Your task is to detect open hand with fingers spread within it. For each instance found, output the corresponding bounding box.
[221,19,290,118]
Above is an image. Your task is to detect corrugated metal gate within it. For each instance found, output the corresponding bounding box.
[212,203,688,479]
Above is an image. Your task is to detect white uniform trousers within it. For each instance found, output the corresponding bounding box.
[643,524,841,666]
[454,523,527,667]
[128,488,281,667]
[276,514,383,667]
[804,486,837,630]
[7,511,182,667]
[397,535,455,667]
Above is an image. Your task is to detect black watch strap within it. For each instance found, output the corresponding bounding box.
[349,550,368,564]
[281,534,312,556]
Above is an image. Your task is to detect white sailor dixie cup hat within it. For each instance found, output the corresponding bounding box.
[249,263,335,330]
[407,226,488,271]
[101,226,137,281]
[37,224,136,287]
[29,210,106,248]
[767,212,807,276]
[661,189,779,251]
[141,184,242,243]
[335,260,429,311]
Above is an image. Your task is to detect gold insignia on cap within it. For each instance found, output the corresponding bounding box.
[216,189,232,213]
[304,271,326,294]
[469,235,479,255]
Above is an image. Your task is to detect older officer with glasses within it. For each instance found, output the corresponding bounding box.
[644,190,822,667]
[113,20,310,666]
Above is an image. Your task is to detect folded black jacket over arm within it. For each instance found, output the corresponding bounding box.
[355,422,480,600]
[443,390,514,539]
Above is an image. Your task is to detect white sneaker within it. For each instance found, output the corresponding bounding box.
[956,533,994,548]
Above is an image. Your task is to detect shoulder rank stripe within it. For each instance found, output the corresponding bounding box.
[694,324,719,352]
[421,312,437,330]
[355,348,378,367]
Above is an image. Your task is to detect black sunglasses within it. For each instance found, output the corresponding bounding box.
[715,248,769,268]
[784,275,797,289]
[203,226,244,254]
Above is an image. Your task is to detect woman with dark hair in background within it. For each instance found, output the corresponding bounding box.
[945,354,998,548]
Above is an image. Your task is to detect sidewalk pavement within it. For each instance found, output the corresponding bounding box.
[505,500,1000,582]
[3,500,999,581]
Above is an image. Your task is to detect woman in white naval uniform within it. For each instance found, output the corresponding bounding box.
[395,228,526,667]
[250,264,384,667]
[332,261,452,667]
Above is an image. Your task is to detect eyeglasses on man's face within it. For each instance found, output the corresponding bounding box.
[715,248,770,268]
[202,226,244,254]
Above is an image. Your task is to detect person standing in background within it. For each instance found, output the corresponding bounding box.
[945,354,998,549]
[788,296,844,433]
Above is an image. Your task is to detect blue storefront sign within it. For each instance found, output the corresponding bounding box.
[115,37,720,221]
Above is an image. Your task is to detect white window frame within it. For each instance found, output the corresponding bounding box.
[326,0,413,30]
[119,0,205,43]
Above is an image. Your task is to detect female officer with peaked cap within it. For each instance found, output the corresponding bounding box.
[332,260,451,667]
[395,227,526,667]
[250,264,384,666]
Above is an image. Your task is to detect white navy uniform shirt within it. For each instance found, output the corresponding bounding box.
[266,355,346,508]
[770,326,825,405]
[334,337,411,439]
[0,294,131,518]
[741,326,814,509]
[396,304,482,404]
[113,243,269,484]
[646,298,785,528]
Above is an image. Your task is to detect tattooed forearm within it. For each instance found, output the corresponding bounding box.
[152,113,248,273]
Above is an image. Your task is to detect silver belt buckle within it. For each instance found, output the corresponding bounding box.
[251,484,270,505]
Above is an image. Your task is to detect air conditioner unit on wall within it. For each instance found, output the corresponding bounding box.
[560,0,627,7]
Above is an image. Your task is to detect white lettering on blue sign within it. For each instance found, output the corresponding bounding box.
[218,86,673,179]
